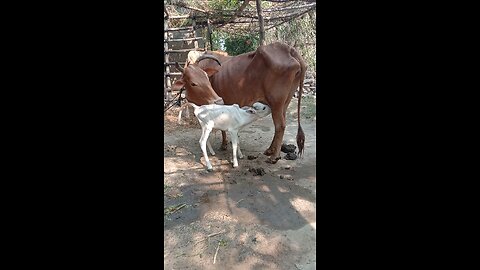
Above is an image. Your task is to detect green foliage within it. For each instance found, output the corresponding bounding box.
[224,34,259,55]
[211,29,259,55]
[211,30,227,51]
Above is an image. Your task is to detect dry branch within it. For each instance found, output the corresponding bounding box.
[265,7,314,30]
[213,242,220,264]
[193,229,227,247]
[207,229,226,238]
[216,0,252,28]
[171,1,207,13]
[263,2,316,12]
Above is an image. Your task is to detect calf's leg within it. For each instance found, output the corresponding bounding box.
[229,130,239,168]
[199,127,214,171]
[237,142,243,159]
[207,137,215,156]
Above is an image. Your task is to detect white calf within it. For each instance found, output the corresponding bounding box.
[191,102,271,171]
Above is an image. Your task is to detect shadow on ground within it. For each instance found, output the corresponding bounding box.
[164,97,316,269]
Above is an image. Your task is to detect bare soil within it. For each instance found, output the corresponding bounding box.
[164,97,316,270]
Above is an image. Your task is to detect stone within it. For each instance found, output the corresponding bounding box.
[281,143,296,153]
[285,152,297,160]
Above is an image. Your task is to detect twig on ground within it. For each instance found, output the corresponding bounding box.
[208,229,226,238]
[164,203,187,215]
[213,241,220,264]
[193,229,226,247]
[236,198,245,204]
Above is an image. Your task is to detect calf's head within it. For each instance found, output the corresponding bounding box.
[172,55,224,106]
[242,102,272,118]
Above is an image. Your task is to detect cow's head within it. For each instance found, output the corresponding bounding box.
[172,54,224,106]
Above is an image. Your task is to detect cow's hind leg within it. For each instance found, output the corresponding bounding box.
[220,131,228,150]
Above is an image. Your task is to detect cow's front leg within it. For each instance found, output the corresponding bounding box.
[265,108,285,164]
[264,146,275,156]
[263,130,275,156]
[221,131,228,150]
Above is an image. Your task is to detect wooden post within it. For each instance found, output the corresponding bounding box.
[256,0,265,46]
[207,17,213,50]
[192,16,198,50]
[164,16,172,101]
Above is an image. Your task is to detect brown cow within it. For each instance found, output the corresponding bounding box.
[172,42,305,163]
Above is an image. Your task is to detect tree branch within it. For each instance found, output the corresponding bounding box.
[216,0,252,28]
[264,7,314,31]
[164,5,170,18]
[263,2,316,12]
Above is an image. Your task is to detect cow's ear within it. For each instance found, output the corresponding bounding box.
[172,79,185,91]
[203,67,219,77]
[246,108,256,114]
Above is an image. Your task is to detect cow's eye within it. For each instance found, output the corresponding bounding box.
[191,82,197,87]
[263,107,265,110]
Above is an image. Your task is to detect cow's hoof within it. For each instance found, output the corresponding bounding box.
[232,164,238,168]
[206,168,213,172]
[210,152,216,156]
[265,157,281,164]
[264,148,274,156]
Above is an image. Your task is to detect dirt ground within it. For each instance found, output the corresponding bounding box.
[164,96,316,270]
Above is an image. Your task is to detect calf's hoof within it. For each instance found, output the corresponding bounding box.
[265,157,281,164]
[264,148,274,156]
[232,164,238,168]
[206,168,213,172]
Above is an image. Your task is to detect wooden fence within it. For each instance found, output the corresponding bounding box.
[164,14,210,104]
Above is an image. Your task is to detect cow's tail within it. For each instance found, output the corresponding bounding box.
[293,48,306,157]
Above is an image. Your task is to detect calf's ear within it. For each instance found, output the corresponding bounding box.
[171,79,185,91]
[203,67,219,77]
[246,108,256,114]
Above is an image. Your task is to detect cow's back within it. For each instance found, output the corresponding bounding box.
[208,42,303,107]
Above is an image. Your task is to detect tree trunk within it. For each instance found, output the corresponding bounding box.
[207,18,213,50]
[256,0,265,46]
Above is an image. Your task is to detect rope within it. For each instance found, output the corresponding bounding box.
[164,88,185,113]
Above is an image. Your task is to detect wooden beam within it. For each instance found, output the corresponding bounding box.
[164,62,187,66]
[164,72,182,76]
[164,48,202,53]
[165,26,194,31]
[164,37,203,42]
